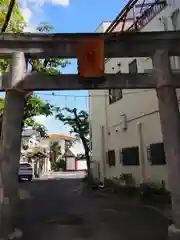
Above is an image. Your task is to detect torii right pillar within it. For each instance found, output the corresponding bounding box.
[152,50,180,239]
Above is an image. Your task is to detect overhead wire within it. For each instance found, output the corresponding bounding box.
[35,89,152,98]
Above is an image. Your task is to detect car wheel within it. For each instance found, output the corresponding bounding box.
[28,176,32,182]
[18,176,22,182]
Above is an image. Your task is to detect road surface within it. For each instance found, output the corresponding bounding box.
[15,171,168,240]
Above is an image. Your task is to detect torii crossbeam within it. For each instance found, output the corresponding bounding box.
[0,30,180,58]
[0,31,180,90]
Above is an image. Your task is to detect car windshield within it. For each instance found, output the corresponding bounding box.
[19,163,31,168]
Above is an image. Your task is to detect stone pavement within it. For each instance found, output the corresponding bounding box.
[15,174,168,240]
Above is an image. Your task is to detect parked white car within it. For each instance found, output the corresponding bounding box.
[18,163,33,181]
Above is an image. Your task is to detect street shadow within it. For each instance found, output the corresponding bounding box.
[15,176,168,240]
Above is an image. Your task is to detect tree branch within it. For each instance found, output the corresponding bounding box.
[1,0,15,33]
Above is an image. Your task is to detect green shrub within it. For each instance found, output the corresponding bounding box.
[119,173,135,186]
[140,181,171,204]
[104,178,138,196]
[52,159,66,171]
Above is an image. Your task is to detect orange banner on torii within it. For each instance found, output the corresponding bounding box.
[78,37,104,77]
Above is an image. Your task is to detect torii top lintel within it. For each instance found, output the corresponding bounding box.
[0,30,180,59]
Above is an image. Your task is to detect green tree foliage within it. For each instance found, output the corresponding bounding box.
[24,22,70,135]
[0,0,26,72]
[23,93,54,128]
[0,21,70,137]
[50,141,62,170]
[0,93,54,137]
[0,2,70,137]
[22,144,28,151]
[55,107,91,178]
[32,123,49,138]
[52,158,66,171]
[56,159,66,171]
[0,97,4,112]
[29,22,70,74]
[0,0,25,32]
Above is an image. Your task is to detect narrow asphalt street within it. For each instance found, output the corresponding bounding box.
[15,172,168,240]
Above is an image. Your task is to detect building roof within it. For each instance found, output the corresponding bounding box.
[95,21,112,32]
[63,148,75,157]
[48,134,73,141]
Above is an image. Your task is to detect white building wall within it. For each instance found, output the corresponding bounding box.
[89,90,107,180]
[90,3,180,189]
[22,133,40,149]
[95,21,111,33]
[89,21,112,180]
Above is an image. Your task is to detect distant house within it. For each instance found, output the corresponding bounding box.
[63,148,87,172]
[21,129,40,162]
[21,129,51,175]
[46,134,88,172]
[48,134,73,141]
[21,129,40,149]
[76,154,87,171]
[41,134,73,157]
[26,150,49,177]
[63,148,76,171]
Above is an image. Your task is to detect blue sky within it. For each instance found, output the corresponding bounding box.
[9,0,127,135]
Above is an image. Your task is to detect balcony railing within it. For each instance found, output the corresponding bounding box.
[128,0,167,31]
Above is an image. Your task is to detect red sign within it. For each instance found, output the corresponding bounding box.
[78,37,104,77]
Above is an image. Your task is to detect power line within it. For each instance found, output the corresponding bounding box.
[36,89,152,98]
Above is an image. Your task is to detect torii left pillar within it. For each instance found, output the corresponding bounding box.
[0,52,27,238]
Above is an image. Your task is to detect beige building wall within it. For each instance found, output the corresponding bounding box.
[89,2,180,189]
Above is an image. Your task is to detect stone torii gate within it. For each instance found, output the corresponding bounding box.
[0,30,180,238]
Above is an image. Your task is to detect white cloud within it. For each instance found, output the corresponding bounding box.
[34,115,70,134]
[34,115,50,125]
[21,7,32,23]
[23,24,37,32]
[51,0,70,6]
[20,0,70,32]
[19,0,70,10]
[19,7,34,32]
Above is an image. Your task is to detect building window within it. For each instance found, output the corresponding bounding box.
[121,146,139,166]
[107,150,116,166]
[149,142,166,165]
[109,89,122,104]
[129,59,137,73]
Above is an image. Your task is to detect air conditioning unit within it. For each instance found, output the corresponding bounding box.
[120,113,127,130]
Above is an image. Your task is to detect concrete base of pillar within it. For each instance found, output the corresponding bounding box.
[169,224,180,240]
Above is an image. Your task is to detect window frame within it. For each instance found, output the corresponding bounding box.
[149,142,166,166]
[109,89,122,104]
[129,59,138,74]
[121,146,140,166]
[107,150,116,166]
